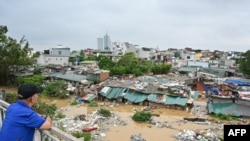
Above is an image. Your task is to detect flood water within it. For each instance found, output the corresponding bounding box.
[0,88,209,141]
[40,97,210,141]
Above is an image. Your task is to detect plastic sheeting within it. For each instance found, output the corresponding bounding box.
[225,78,250,86]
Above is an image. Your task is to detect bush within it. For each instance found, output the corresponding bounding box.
[54,112,66,120]
[132,111,152,122]
[211,113,239,121]
[88,101,98,107]
[99,108,111,117]
[32,101,57,117]
[72,132,91,141]
[4,92,17,103]
[70,99,78,105]
[43,81,68,98]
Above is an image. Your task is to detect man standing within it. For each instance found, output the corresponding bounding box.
[0,84,52,141]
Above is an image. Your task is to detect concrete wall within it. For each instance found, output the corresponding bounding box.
[50,47,70,56]
[37,54,69,66]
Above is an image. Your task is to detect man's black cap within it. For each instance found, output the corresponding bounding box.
[18,84,43,99]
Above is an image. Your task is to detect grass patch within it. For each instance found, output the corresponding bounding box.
[88,101,98,107]
[210,113,240,121]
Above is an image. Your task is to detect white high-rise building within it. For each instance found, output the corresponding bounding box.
[97,36,104,50]
[97,33,111,51]
[104,33,111,51]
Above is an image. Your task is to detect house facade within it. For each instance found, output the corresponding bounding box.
[37,46,70,66]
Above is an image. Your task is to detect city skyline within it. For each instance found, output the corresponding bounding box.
[1,0,250,52]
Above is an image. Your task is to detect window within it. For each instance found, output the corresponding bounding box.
[58,51,61,55]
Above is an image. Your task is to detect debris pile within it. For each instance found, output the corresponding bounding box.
[175,128,223,141]
[130,134,146,141]
[54,109,127,140]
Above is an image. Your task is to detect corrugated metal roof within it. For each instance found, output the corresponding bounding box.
[134,94,147,103]
[49,73,87,82]
[100,87,112,97]
[106,87,126,99]
[165,96,188,106]
[178,67,197,72]
[147,94,158,102]
[124,91,148,103]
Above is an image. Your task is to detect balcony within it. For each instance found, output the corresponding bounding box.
[0,99,81,141]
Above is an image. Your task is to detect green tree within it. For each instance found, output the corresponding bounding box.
[0,25,33,85]
[79,49,85,61]
[117,52,141,74]
[85,55,97,61]
[110,65,126,76]
[140,60,153,74]
[31,51,40,59]
[117,52,138,66]
[151,63,171,74]
[98,55,115,70]
[151,65,161,74]
[239,50,250,77]
[160,63,171,74]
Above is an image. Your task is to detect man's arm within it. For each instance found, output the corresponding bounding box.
[39,116,52,130]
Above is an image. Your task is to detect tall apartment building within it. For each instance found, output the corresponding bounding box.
[97,36,104,50]
[97,33,111,51]
[104,33,111,50]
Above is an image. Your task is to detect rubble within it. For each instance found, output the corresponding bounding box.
[175,129,223,141]
[130,134,146,141]
[54,109,127,140]
[53,102,248,141]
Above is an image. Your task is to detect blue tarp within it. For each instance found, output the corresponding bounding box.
[210,88,220,95]
[225,79,250,86]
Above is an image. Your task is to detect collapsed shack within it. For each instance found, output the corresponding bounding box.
[98,74,194,111]
[99,86,193,111]
[208,95,250,117]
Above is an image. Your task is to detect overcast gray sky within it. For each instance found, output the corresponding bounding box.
[1,0,249,52]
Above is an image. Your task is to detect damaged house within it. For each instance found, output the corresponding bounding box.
[208,77,250,117]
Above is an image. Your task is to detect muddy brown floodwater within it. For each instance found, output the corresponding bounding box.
[40,96,211,141]
[0,90,209,141]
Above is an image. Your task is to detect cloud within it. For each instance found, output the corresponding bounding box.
[0,0,250,52]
